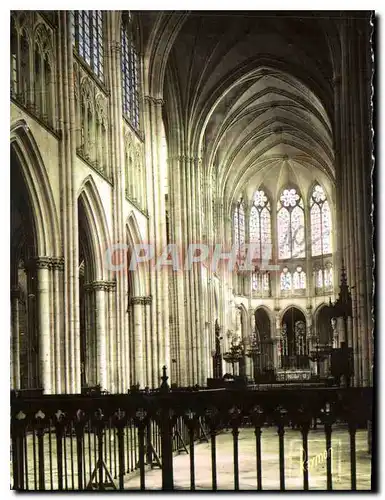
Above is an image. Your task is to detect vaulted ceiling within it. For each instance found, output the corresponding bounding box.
[146,11,340,206]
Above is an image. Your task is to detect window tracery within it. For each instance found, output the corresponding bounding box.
[74,75,109,176]
[121,11,140,129]
[314,261,333,293]
[11,13,55,128]
[310,184,332,256]
[250,189,272,260]
[280,267,292,291]
[277,187,305,259]
[71,11,104,82]
[252,271,270,294]
[293,265,306,290]
[233,198,245,258]
[123,131,146,211]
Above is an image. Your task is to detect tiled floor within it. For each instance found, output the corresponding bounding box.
[125,425,372,491]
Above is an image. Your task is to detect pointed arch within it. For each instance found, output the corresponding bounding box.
[309,182,332,256]
[77,175,112,281]
[121,11,141,129]
[233,195,246,254]
[250,185,272,261]
[277,184,305,260]
[254,305,274,328]
[254,307,273,339]
[280,303,308,323]
[143,12,188,98]
[10,119,60,256]
[313,302,334,344]
[126,211,146,297]
[280,306,308,365]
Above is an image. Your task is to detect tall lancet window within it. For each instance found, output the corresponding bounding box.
[71,11,105,81]
[121,11,140,129]
[277,187,305,259]
[233,197,245,258]
[310,184,332,256]
[250,189,272,261]
[293,265,306,290]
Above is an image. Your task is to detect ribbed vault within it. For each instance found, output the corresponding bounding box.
[162,12,337,208]
[205,68,334,208]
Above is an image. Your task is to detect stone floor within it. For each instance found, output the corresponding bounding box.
[125,425,372,491]
[12,424,371,491]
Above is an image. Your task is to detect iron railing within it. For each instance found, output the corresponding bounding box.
[10,369,373,491]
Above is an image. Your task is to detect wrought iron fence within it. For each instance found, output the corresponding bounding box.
[10,369,373,491]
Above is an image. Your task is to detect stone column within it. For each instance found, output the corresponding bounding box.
[335,17,373,386]
[52,258,64,394]
[108,34,127,394]
[93,281,109,390]
[11,287,21,389]
[36,258,52,394]
[167,155,187,385]
[274,312,282,369]
[83,283,95,386]
[143,95,170,384]
[107,281,116,393]
[57,13,80,393]
[144,297,152,388]
[131,297,145,388]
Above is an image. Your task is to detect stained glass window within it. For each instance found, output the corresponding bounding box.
[324,263,333,288]
[250,189,271,261]
[122,12,140,129]
[252,271,258,291]
[72,11,104,81]
[11,17,18,97]
[293,266,306,289]
[314,263,333,290]
[262,272,270,292]
[310,184,332,256]
[250,206,259,252]
[277,187,305,259]
[234,198,245,259]
[280,267,292,291]
[252,271,270,293]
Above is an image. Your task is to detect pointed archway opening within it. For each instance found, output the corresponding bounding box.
[252,308,274,380]
[78,197,97,390]
[316,305,334,346]
[10,147,40,390]
[281,307,308,369]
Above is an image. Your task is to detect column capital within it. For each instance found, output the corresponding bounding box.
[144,95,164,106]
[85,280,112,292]
[35,257,52,269]
[130,296,147,306]
[51,257,65,271]
[93,280,112,291]
[110,41,121,53]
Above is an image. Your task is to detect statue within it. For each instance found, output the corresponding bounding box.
[331,317,338,348]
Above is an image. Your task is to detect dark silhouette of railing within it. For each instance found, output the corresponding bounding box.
[10,368,373,491]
